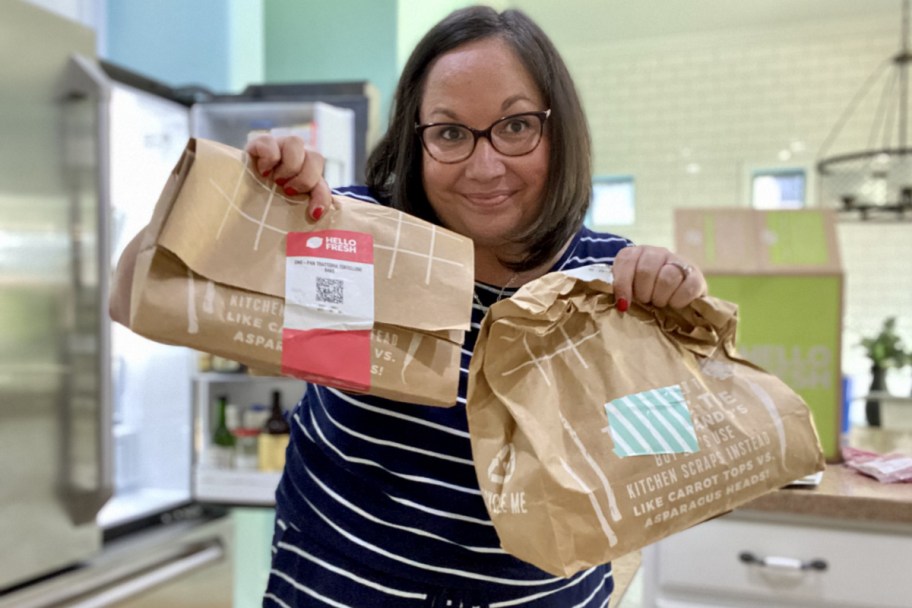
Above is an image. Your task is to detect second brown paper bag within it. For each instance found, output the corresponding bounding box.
[467,267,825,577]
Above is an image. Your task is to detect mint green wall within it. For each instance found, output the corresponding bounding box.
[232,508,276,608]
[263,0,503,128]
[104,0,262,92]
[228,1,265,92]
[396,0,508,71]
[264,0,398,122]
[105,0,501,126]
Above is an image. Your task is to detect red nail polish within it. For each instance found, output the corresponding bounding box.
[312,207,324,221]
[275,177,288,187]
[283,186,298,196]
[261,170,271,177]
[617,297,629,313]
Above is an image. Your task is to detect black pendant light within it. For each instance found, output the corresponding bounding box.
[818,0,912,220]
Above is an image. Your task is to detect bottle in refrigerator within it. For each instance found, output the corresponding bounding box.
[225,402,241,431]
[211,395,236,468]
[258,390,290,472]
[232,428,260,471]
[245,402,269,429]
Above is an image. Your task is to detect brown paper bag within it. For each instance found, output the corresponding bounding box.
[467,267,826,577]
[126,138,474,406]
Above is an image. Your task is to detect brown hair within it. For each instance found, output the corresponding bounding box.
[365,5,591,271]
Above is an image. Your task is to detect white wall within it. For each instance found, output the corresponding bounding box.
[560,13,912,399]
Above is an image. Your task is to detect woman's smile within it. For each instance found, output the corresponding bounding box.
[461,189,515,207]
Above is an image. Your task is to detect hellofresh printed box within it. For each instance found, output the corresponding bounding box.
[675,208,844,461]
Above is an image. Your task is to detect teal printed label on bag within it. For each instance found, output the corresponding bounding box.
[605,386,700,457]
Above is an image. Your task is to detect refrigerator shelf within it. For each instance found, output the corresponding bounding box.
[193,466,282,506]
[194,371,292,383]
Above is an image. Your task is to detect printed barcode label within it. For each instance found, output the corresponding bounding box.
[282,230,375,390]
[283,230,374,331]
[316,277,344,305]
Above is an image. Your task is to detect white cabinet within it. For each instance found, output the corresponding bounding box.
[192,372,306,505]
[642,511,912,608]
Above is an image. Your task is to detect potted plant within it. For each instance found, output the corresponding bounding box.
[859,316,907,426]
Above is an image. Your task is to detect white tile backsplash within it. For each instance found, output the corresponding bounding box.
[563,12,911,399]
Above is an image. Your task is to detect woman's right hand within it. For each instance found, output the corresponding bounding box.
[245,134,331,221]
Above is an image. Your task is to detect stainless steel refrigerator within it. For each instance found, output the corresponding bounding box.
[1,2,359,605]
[1,3,234,606]
[0,0,116,592]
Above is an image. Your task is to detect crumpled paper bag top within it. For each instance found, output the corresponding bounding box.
[467,267,825,576]
[151,138,474,334]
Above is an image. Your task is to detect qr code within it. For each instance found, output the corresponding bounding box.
[316,277,344,305]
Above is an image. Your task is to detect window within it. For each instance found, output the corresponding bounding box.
[586,176,635,227]
[751,169,806,210]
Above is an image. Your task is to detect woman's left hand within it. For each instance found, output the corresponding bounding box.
[611,245,707,309]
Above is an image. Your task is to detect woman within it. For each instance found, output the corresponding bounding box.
[115,6,706,607]
[248,8,705,606]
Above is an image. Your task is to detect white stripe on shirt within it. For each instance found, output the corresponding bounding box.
[384,493,495,526]
[297,491,563,586]
[276,541,429,599]
[289,460,505,554]
[489,566,607,607]
[315,394,475,466]
[325,387,471,439]
[301,410,481,495]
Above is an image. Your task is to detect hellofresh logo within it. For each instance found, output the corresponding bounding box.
[324,236,358,254]
[305,236,324,249]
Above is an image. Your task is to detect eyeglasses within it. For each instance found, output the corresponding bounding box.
[415,109,551,164]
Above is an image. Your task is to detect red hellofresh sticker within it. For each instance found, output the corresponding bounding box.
[281,230,374,391]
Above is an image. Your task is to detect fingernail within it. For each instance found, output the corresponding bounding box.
[283,186,298,196]
[275,177,288,187]
[261,170,271,177]
[312,206,324,221]
[617,298,629,313]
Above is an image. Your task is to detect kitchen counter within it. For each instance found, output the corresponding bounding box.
[741,463,912,525]
[639,459,912,608]
[613,428,912,607]
[620,430,912,607]
[742,423,912,526]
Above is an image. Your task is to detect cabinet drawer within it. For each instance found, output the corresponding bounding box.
[649,514,912,607]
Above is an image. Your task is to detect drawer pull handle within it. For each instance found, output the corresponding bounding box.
[739,551,828,572]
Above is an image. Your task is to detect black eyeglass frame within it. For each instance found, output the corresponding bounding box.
[414,109,552,164]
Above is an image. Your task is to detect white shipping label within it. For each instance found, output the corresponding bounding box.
[562,263,614,284]
[284,231,375,331]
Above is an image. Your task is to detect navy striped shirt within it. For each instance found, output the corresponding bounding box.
[265,186,632,607]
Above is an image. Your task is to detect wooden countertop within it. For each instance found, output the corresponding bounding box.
[742,426,912,525]
[740,463,912,525]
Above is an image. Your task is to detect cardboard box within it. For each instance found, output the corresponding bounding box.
[675,209,844,460]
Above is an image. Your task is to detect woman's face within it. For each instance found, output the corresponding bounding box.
[418,37,549,252]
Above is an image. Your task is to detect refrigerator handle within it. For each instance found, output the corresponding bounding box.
[57,54,116,524]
